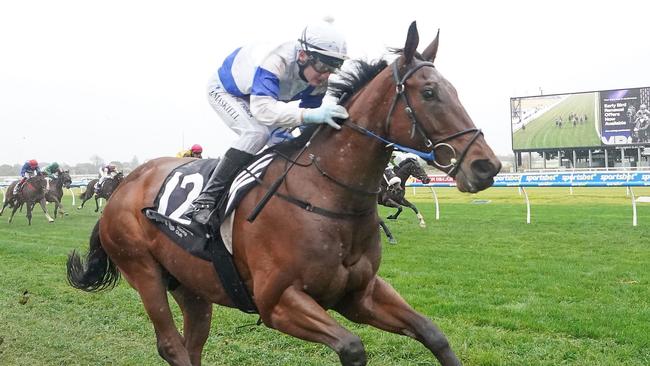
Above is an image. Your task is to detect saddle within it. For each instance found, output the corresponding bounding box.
[143,154,276,313]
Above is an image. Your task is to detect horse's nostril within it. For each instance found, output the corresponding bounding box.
[471,159,501,180]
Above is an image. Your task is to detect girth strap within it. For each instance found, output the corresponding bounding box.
[206,234,258,314]
[275,191,375,220]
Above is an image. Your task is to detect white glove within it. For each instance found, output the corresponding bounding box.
[302,104,348,130]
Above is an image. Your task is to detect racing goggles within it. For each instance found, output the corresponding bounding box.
[308,52,343,74]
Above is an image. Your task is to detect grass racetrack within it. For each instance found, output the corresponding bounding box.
[1,187,650,365]
[513,93,601,149]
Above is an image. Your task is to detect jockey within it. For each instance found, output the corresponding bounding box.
[383,165,402,193]
[14,159,41,195]
[186,19,350,225]
[176,144,203,158]
[95,163,118,193]
[43,161,63,190]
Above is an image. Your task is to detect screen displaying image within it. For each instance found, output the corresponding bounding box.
[511,92,600,150]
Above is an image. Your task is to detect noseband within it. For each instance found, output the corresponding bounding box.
[346,59,483,176]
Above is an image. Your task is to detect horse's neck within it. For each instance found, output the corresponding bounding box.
[395,165,412,181]
[314,72,395,188]
[309,128,391,198]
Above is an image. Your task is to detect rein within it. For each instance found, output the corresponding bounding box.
[345,59,484,176]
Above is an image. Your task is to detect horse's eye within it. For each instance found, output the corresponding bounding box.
[422,88,438,101]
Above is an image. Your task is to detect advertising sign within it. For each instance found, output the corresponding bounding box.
[600,88,650,145]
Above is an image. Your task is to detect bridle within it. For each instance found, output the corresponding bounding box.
[345,59,483,176]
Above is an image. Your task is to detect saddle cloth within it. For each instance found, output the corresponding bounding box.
[143,154,275,259]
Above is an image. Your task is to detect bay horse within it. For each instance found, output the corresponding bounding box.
[0,174,54,225]
[379,157,431,228]
[67,22,500,366]
[77,172,124,212]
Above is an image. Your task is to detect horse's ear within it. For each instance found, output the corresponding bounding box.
[421,29,440,64]
[403,21,419,65]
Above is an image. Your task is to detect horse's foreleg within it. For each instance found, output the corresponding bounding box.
[264,286,367,366]
[26,202,33,225]
[403,199,425,228]
[38,199,54,223]
[170,285,213,366]
[387,205,402,220]
[94,196,100,212]
[336,277,460,366]
[121,264,192,366]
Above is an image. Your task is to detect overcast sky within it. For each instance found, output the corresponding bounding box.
[2,0,649,166]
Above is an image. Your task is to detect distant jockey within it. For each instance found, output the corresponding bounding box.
[14,159,41,195]
[383,164,402,194]
[43,161,63,190]
[95,163,118,193]
[176,144,203,158]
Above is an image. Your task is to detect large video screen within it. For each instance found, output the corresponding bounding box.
[511,86,650,150]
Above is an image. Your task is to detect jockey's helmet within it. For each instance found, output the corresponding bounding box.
[28,159,38,168]
[50,162,59,170]
[191,144,203,154]
[641,104,647,110]
[299,20,347,71]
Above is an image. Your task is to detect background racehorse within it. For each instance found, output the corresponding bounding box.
[77,172,124,212]
[0,174,54,224]
[378,157,432,228]
[67,22,500,366]
[42,170,72,218]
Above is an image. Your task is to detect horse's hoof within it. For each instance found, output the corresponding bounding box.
[419,223,426,228]
[388,239,397,245]
[386,217,397,220]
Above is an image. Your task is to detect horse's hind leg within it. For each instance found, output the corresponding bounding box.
[262,286,367,365]
[0,200,10,216]
[170,285,213,366]
[120,264,193,366]
[379,220,397,244]
[336,277,460,366]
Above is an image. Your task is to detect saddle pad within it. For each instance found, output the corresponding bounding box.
[143,158,219,260]
[143,153,275,258]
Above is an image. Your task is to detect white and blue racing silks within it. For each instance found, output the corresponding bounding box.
[209,41,327,128]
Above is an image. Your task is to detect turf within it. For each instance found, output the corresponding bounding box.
[1,187,650,365]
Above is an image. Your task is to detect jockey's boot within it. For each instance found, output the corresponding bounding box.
[13,180,25,195]
[188,148,254,226]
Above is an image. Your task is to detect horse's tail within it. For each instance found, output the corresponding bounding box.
[66,220,120,292]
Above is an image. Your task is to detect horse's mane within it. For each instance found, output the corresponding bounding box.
[398,157,418,169]
[272,59,389,157]
[329,59,388,105]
